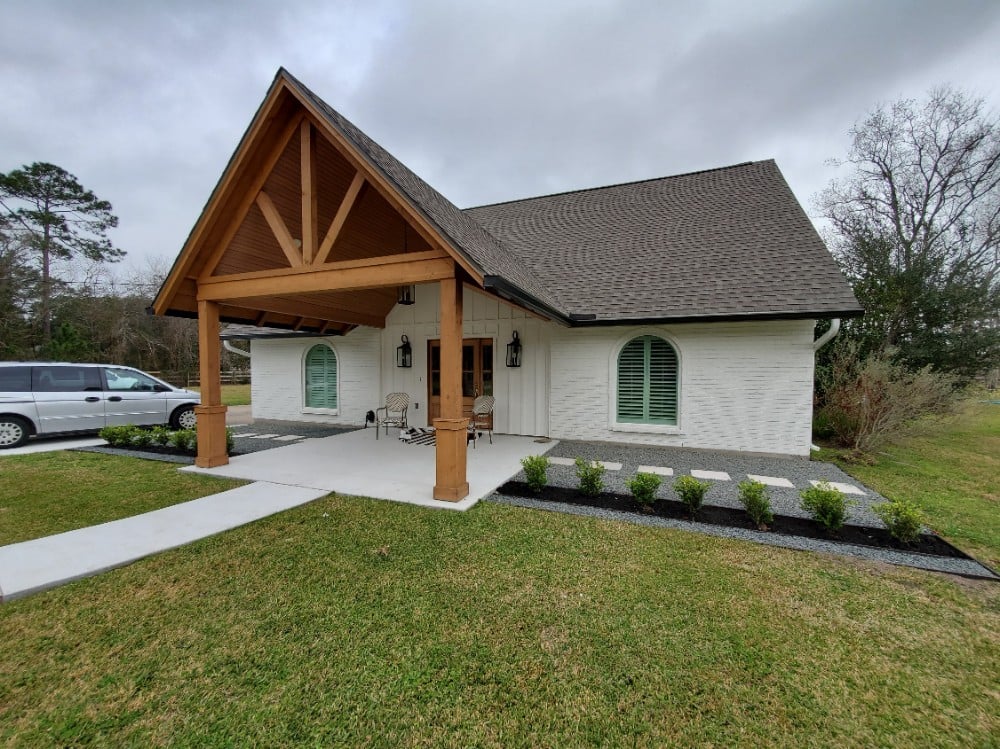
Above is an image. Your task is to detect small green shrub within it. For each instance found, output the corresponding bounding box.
[737,479,774,529]
[98,425,135,447]
[800,482,852,531]
[673,475,711,517]
[226,428,235,455]
[575,458,606,497]
[131,429,153,448]
[873,499,924,544]
[520,455,550,493]
[169,429,196,452]
[150,426,172,447]
[626,472,662,507]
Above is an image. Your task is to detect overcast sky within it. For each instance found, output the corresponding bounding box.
[3,0,1000,279]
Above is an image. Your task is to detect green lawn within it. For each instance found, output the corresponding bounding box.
[0,452,244,546]
[189,383,251,406]
[816,401,1000,569]
[1,456,997,746]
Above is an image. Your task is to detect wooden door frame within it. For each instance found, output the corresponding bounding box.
[427,337,493,423]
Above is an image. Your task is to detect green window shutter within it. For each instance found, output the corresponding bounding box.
[616,336,678,425]
[305,345,338,409]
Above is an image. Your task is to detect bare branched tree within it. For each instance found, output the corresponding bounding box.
[819,86,1000,379]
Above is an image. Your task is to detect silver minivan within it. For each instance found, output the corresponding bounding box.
[0,363,201,448]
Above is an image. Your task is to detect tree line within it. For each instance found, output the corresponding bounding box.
[0,164,218,380]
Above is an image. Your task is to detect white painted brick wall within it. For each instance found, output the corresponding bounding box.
[548,321,816,456]
[250,328,380,426]
[247,300,816,455]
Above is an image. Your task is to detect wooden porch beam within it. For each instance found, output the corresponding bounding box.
[195,111,305,283]
[292,316,306,331]
[256,191,304,267]
[315,171,366,265]
[300,120,318,264]
[198,252,454,301]
[254,310,268,326]
[224,298,387,329]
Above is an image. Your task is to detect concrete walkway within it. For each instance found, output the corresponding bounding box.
[0,481,327,602]
[0,436,106,456]
[184,428,558,511]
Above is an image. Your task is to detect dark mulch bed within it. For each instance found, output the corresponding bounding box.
[498,481,971,560]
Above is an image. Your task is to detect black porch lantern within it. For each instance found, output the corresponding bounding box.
[396,334,413,368]
[397,284,415,305]
[506,330,522,368]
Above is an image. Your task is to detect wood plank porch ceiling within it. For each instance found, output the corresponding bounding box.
[153,82,487,333]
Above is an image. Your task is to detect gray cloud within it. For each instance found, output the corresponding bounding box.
[2,0,999,276]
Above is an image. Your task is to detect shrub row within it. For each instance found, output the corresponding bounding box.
[99,424,236,455]
[518,457,924,543]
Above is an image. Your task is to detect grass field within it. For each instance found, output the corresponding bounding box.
[817,401,1000,569]
[189,383,251,406]
[0,452,244,546]
[1,447,997,745]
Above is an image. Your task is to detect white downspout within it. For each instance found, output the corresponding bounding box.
[810,318,841,452]
[223,340,251,358]
[813,318,841,351]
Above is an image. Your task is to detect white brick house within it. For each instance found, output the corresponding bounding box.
[159,68,860,464]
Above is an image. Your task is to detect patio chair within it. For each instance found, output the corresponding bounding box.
[470,395,495,445]
[375,392,409,439]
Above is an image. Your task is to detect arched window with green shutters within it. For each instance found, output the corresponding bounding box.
[616,335,678,425]
[304,344,338,410]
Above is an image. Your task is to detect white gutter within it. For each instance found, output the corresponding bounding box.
[223,340,251,358]
[813,318,841,351]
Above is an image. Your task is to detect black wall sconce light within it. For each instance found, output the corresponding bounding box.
[506,330,522,368]
[397,334,412,368]
[397,284,415,305]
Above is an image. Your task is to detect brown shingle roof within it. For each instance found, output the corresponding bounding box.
[464,160,862,323]
[285,69,860,324]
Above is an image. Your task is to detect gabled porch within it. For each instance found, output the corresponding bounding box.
[152,70,551,502]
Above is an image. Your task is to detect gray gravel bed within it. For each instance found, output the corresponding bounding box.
[74,421,360,463]
[488,493,998,580]
[529,440,891,528]
[228,420,358,453]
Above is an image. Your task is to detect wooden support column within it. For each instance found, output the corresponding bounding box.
[433,275,469,501]
[195,299,229,468]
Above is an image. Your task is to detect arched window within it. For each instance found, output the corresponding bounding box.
[304,344,338,410]
[617,335,678,425]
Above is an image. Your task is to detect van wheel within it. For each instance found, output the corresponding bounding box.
[0,416,30,449]
[170,405,197,430]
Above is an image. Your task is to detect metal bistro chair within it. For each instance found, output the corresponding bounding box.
[470,395,495,446]
[375,392,409,439]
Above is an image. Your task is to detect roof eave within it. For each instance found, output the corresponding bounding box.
[565,308,865,327]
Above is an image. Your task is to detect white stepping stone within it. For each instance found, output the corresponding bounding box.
[810,480,866,496]
[637,465,674,476]
[231,433,257,438]
[690,470,731,481]
[274,435,305,442]
[549,457,576,466]
[597,461,622,471]
[747,474,795,488]
[249,434,280,440]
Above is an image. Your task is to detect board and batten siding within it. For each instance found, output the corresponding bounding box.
[548,320,816,456]
[248,283,551,436]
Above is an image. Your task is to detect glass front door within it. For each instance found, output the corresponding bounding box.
[428,338,493,424]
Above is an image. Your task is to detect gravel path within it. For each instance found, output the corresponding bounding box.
[487,439,998,580]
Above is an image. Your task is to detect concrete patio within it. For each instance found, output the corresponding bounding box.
[183,427,558,510]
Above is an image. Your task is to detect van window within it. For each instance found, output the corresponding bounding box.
[0,366,31,391]
[32,366,103,393]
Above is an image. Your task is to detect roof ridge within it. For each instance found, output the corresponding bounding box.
[463,160,766,211]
